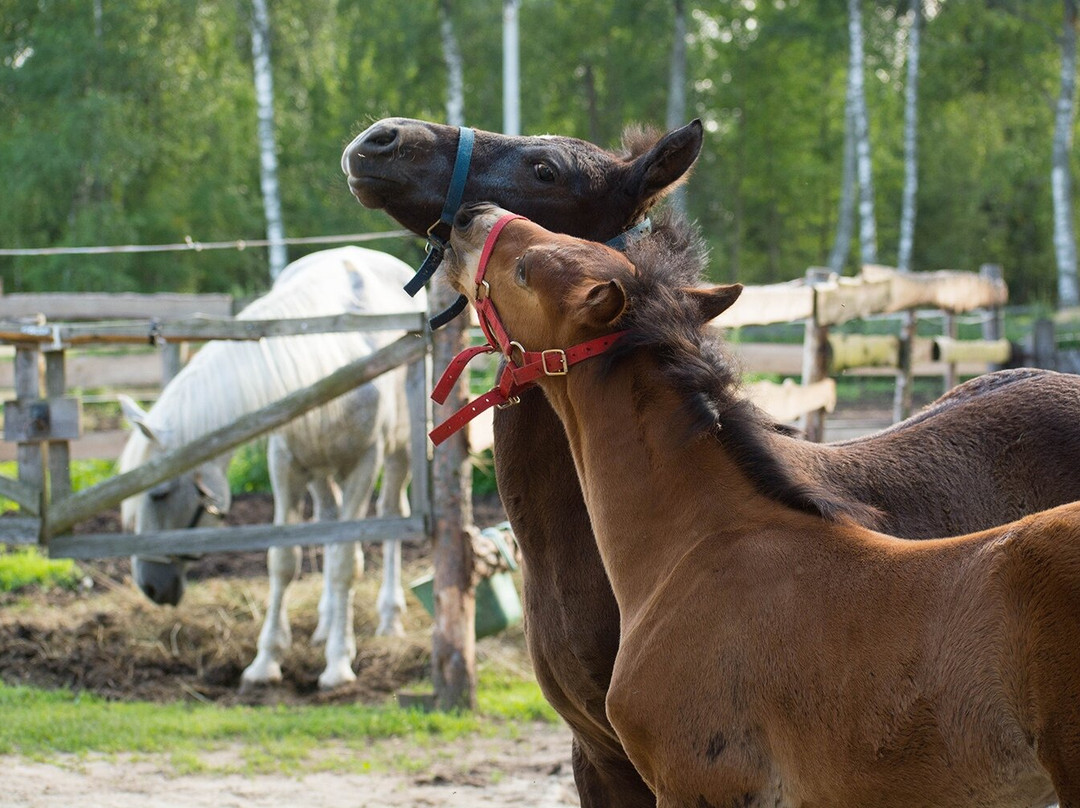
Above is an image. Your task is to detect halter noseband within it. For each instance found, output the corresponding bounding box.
[428,213,626,446]
[403,125,652,331]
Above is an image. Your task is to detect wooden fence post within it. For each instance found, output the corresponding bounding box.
[1033,318,1057,370]
[44,348,73,509]
[893,310,917,423]
[980,264,1005,371]
[801,268,831,442]
[942,311,958,392]
[13,345,44,519]
[160,342,183,385]
[429,286,477,712]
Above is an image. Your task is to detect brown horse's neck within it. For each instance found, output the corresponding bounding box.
[540,354,802,628]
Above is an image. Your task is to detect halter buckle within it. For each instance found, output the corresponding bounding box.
[496,396,521,410]
[541,349,568,376]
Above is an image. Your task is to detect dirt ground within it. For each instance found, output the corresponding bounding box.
[3,726,580,808]
[0,492,584,807]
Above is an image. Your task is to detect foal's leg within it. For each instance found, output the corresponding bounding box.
[373,440,410,637]
[317,450,380,690]
[240,437,307,690]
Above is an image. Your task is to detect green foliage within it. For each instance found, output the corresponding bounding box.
[227,440,272,494]
[0,0,1076,304]
[0,547,81,592]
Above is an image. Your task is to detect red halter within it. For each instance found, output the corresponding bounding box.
[429,213,625,446]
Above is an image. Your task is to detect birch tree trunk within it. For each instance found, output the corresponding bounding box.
[893,0,922,421]
[249,0,287,279]
[897,0,921,274]
[827,94,857,273]
[432,0,477,713]
[666,0,688,214]
[503,0,520,135]
[849,0,877,265]
[1054,0,1079,308]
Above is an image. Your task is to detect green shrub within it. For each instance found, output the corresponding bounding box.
[228,440,271,494]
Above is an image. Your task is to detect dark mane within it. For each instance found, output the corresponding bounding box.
[604,221,880,527]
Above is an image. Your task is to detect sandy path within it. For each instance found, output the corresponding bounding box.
[3,723,581,808]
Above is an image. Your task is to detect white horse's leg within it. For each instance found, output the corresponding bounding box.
[374,441,410,637]
[318,453,379,690]
[241,437,306,690]
[309,478,342,645]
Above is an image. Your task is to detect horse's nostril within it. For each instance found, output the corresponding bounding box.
[358,124,399,155]
[454,207,474,230]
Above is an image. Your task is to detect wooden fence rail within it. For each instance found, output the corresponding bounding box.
[0,262,1010,710]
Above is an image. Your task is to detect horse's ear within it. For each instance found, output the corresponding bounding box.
[119,393,163,446]
[685,283,743,325]
[579,278,628,329]
[625,120,703,200]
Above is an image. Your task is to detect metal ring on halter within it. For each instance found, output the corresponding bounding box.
[508,341,526,366]
[496,396,521,410]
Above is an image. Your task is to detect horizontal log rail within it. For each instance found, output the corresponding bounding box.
[0,311,427,346]
[43,333,426,538]
[49,515,426,560]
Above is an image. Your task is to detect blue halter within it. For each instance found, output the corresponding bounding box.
[405,127,474,301]
[410,125,652,330]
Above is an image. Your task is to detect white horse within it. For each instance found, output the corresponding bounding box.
[118,246,426,690]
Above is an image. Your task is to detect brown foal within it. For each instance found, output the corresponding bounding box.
[344,119,1080,808]
[437,203,1080,808]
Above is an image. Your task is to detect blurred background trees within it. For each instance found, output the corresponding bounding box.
[0,0,1076,306]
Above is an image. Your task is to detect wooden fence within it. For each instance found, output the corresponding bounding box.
[0,261,1009,706]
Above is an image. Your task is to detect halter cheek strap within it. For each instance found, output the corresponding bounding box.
[428,213,626,446]
[404,126,475,299]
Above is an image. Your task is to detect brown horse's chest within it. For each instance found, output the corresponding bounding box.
[601,536,1051,807]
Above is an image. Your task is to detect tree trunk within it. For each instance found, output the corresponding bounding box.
[897,0,921,274]
[893,0,923,421]
[827,96,857,274]
[1054,0,1079,308]
[849,0,877,266]
[249,0,287,279]
[433,0,477,713]
[503,0,521,135]
[666,0,688,214]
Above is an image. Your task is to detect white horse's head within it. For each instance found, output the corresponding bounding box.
[119,394,231,605]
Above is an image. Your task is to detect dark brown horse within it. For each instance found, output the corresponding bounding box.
[342,120,1080,807]
[441,204,1079,807]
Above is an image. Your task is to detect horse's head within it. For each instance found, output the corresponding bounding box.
[444,202,745,361]
[442,203,637,353]
[119,395,230,606]
[341,117,703,242]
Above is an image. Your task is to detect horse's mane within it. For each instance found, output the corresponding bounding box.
[117,247,423,473]
[603,219,879,526]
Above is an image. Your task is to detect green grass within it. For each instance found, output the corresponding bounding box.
[0,546,81,592]
[0,677,558,773]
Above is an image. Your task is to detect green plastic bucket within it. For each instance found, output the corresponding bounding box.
[409,526,523,639]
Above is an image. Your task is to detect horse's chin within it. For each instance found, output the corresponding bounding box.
[347,176,391,209]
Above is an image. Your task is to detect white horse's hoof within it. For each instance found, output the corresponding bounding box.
[240,657,283,692]
[318,662,357,690]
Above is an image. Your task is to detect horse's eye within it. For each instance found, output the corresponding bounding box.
[515,255,529,286]
[534,163,556,183]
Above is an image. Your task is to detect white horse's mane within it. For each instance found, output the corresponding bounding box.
[118,247,424,477]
